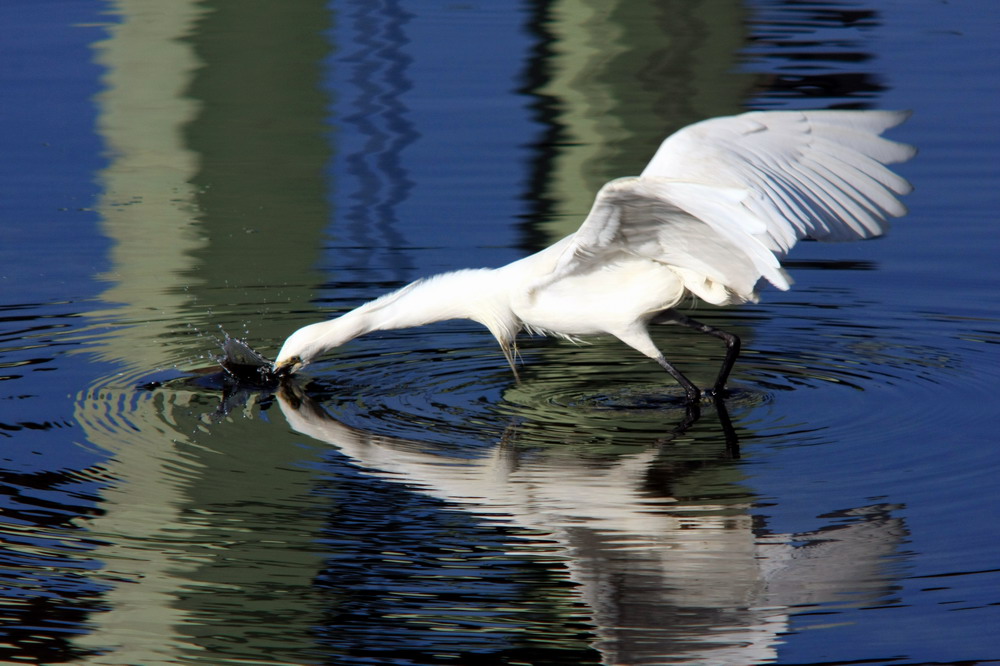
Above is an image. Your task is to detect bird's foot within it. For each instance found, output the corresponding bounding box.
[699,386,730,401]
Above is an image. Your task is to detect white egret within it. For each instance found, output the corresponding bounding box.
[274,110,915,400]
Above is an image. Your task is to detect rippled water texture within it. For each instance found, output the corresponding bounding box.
[2,1,999,664]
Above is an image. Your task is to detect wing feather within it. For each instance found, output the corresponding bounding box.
[641,109,915,248]
[539,110,914,303]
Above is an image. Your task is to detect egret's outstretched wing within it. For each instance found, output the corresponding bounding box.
[543,110,915,302]
[643,110,915,253]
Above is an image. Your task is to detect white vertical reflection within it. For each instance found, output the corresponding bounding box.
[72,2,209,662]
[86,0,205,366]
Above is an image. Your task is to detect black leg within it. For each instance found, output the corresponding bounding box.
[654,354,702,403]
[665,395,739,457]
[653,392,739,459]
[712,393,740,459]
[652,309,741,397]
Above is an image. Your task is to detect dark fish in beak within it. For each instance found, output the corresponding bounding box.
[218,336,279,386]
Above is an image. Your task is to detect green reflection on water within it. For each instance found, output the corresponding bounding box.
[181,0,333,347]
[75,0,334,662]
[528,0,754,243]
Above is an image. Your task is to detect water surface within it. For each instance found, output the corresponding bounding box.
[1,0,998,664]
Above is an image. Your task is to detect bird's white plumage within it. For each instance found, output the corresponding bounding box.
[542,110,915,304]
[274,109,914,395]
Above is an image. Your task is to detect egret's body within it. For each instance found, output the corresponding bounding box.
[275,110,915,399]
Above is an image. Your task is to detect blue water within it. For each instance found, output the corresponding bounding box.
[1,1,999,664]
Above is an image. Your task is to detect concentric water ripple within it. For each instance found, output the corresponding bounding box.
[36,298,997,665]
[256,301,982,458]
[59,290,996,467]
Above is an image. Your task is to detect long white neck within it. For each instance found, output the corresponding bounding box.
[277,269,522,371]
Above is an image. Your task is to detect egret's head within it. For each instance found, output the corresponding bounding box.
[273,322,333,376]
[273,354,303,378]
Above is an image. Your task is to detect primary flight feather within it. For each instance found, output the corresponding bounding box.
[274,109,915,400]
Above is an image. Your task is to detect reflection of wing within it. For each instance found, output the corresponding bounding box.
[542,111,915,301]
[757,504,909,608]
[278,385,908,666]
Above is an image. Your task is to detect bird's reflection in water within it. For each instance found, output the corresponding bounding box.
[275,381,906,665]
